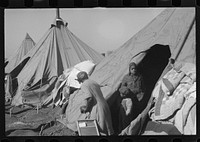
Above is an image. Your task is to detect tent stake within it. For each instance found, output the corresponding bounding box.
[9,108,13,117]
[37,104,39,114]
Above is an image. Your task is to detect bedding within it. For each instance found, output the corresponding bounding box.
[149,62,196,134]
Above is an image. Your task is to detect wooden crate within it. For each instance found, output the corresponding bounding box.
[77,119,100,136]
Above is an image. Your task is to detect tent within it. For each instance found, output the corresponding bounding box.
[11,10,104,106]
[5,33,35,74]
[89,8,195,134]
[5,33,35,100]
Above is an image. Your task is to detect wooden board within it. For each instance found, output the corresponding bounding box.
[77,119,100,136]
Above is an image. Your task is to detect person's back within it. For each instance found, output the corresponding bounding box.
[80,76,114,135]
[82,79,107,103]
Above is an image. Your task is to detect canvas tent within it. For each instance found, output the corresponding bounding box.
[89,8,195,134]
[11,11,104,106]
[5,33,35,74]
[5,33,35,100]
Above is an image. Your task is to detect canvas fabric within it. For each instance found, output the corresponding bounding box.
[149,63,196,134]
[5,33,35,73]
[11,18,103,106]
[42,60,96,107]
[90,8,195,135]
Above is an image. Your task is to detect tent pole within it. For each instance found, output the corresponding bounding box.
[37,78,43,113]
[56,8,60,19]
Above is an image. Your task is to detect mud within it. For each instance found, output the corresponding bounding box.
[5,102,75,136]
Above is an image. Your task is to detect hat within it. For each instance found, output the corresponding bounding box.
[129,62,137,69]
[76,71,88,82]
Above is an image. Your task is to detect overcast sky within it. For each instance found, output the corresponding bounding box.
[5,8,165,58]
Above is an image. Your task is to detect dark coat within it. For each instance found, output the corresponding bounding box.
[119,73,145,102]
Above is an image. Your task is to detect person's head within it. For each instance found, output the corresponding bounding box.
[129,62,137,75]
[76,71,89,83]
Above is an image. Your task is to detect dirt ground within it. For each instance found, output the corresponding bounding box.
[5,102,77,136]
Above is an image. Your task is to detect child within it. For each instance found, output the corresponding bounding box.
[118,62,145,130]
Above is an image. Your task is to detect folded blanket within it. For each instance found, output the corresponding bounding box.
[154,82,192,120]
[149,62,196,134]
[162,68,185,96]
[174,95,196,134]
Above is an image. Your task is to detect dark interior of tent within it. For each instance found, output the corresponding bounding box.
[21,76,58,104]
[110,44,171,134]
[10,57,30,79]
[5,61,9,67]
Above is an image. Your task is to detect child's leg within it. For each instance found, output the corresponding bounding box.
[125,98,133,116]
[121,98,127,111]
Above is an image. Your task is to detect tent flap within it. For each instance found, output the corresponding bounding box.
[5,33,35,74]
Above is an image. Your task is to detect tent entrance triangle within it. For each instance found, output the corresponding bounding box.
[137,44,171,108]
[110,44,171,134]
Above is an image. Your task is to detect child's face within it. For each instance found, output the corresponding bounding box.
[130,66,136,75]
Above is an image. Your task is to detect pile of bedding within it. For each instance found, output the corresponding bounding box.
[148,62,196,135]
[43,60,96,107]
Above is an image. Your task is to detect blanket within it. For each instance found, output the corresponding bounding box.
[149,62,196,134]
[43,60,96,107]
[174,82,196,134]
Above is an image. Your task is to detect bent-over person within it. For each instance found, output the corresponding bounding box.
[77,71,114,135]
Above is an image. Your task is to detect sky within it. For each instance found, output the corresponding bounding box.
[5,8,165,59]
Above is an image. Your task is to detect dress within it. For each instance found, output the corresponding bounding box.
[81,79,114,135]
[65,79,114,135]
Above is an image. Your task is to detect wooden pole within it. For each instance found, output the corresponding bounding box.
[10,108,13,117]
[56,8,60,19]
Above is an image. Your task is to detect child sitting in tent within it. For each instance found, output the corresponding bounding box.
[118,62,145,131]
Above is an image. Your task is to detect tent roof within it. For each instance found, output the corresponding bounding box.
[25,33,32,40]
[90,8,195,101]
[5,33,35,73]
[12,17,104,106]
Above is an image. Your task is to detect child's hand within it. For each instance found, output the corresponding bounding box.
[120,93,125,98]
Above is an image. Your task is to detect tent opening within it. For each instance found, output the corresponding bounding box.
[110,44,171,134]
[137,44,171,109]
[5,61,9,67]
[10,57,31,78]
